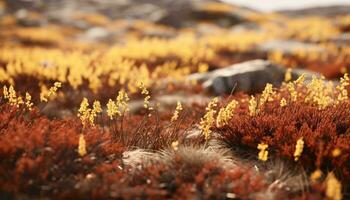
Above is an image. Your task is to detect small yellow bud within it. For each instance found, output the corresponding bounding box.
[293,137,304,161]
[171,141,179,151]
[25,92,33,110]
[280,98,287,107]
[171,101,183,122]
[310,169,322,182]
[257,143,268,161]
[332,148,341,157]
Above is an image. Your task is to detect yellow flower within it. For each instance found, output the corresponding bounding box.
[171,141,179,151]
[259,83,276,106]
[107,99,118,120]
[116,90,129,114]
[280,98,287,107]
[78,98,91,126]
[310,169,322,182]
[25,92,33,110]
[78,134,87,156]
[89,100,102,126]
[335,73,349,104]
[40,82,62,102]
[332,148,341,157]
[171,101,183,122]
[257,143,268,161]
[216,99,238,127]
[3,85,8,99]
[248,96,258,116]
[293,137,304,161]
[200,98,218,140]
[284,68,292,82]
[326,172,342,200]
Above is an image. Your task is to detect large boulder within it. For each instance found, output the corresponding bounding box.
[188,60,318,95]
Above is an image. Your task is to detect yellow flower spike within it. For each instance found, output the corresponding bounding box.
[138,81,153,110]
[294,74,305,87]
[106,99,118,120]
[77,98,91,126]
[89,100,102,126]
[248,96,258,116]
[310,169,322,182]
[284,68,292,82]
[171,141,179,151]
[326,172,342,200]
[3,85,8,99]
[171,101,183,122]
[280,98,287,107]
[116,90,129,115]
[259,83,276,107]
[78,134,87,157]
[40,82,62,102]
[335,73,349,104]
[257,143,268,161]
[216,100,238,127]
[287,82,298,102]
[25,92,34,111]
[294,137,304,161]
[200,97,218,140]
[305,75,332,109]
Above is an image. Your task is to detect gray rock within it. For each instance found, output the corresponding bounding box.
[258,40,324,54]
[188,60,319,95]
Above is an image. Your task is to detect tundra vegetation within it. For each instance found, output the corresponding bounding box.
[0,0,350,199]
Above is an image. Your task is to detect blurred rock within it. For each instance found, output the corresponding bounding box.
[5,0,260,28]
[258,40,324,54]
[279,5,350,17]
[80,26,110,42]
[189,60,319,95]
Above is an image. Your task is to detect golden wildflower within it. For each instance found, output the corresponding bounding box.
[78,98,91,126]
[305,75,332,109]
[310,169,322,182]
[78,134,87,157]
[171,141,179,151]
[200,97,218,140]
[40,82,62,102]
[257,143,268,161]
[3,85,8,99]
[138,82,153,110]
[284,68,292,82]
[116,90,129,114]
[280,98,287,107]
[335,73,349,104]
[248,96,258,116]
[332,148,341,157]
[171,101,183,122]
[287,82,298,102]
[6,85,23,107]
[25,92,33,110]
[326,172,342,200]
[294,137,304,161]
[294,74,305,87]
[216,99,238,127]
[89,100,102,126]
[106,99,118,120]
[259,83,276,107]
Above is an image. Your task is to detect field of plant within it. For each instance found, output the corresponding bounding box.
[1,0,350,199]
